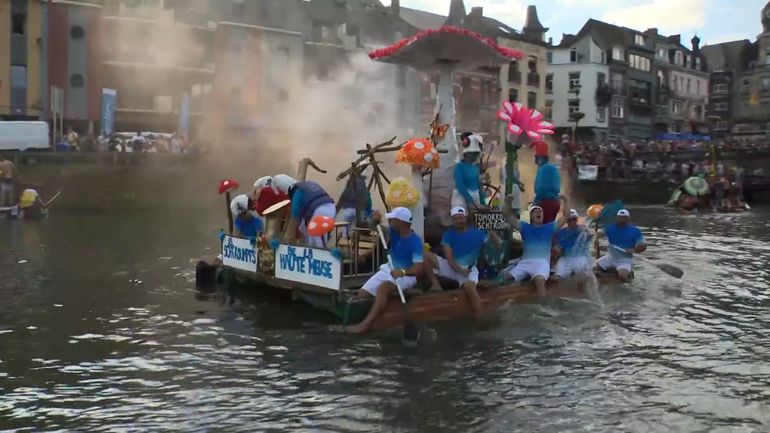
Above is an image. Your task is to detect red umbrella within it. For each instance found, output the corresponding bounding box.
[218,179,240,195]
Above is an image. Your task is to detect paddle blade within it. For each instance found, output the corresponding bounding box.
[657,263,684,279]
[403,319,420,343]
[596,200,625,226]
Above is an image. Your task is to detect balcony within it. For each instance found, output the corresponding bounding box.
[630,97,652,107]
[507,70,522,84]
[628,115,652,126]
[527,72,540,87]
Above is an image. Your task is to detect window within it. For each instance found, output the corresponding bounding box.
[544,100,553,120]
[673,101,682,114]
[716,121,728,130]
[713,83,728,94]
[597,72,606,87]
[528,91,537,109]
[675,51,684,66]
[597,107,606,123]
[629,54,650,71]
[12,13,25,35]
[10,65,26,110]
[547,52,553,64]
[741,79,750,94]
[656,47,668,61]
[687,78,691,94]
[713,102,728,111]
[70,74,84,88]
[545,74,553,94]
[612,47,624,61]
[696,57,702,70]
[528,55,538,73]
[508,88,518,102]
[611,73,623,91]
[508,61,519,82]
[321,26,330,41]
[634,34,645,46]
[601,51,606,64]
[70,25,84,39]
[685,55,691,67]
[696,80,700,96]
[762,77,770,93]
[232,0,245,17]
[568,99,580,118]
[569,72,581,90]
[570,48,577,63]
[657,70,665,90]
[611,95,624,118]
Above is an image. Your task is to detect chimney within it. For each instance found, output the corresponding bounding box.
[691,34,701,69]
[644,28,658,37]
[392,0,400,17]
[444,0,467,27]
[548,37,553,46]
[469,6,483,17]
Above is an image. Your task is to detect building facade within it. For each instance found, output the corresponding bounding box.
[546,33,610,143]
[1,0,44,120]
[703,1,770,139]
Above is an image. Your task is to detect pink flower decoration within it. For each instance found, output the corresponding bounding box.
[497,101,555,141]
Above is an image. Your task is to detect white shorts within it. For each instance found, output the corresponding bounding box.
[554,256,593,278]
[361,264,418,297]
[597,254,634,272]
[435,256,479,285]
[451,189,481,209]
[299,202,338,248]
[508,258,550,281]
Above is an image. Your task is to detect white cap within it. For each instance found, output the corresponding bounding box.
[617,209,630,217]
[462,134,483,154]
[530,205,543,214]
[451,206,467,217]
[385,207,413,224]
[568,209,579,218]
[272,174,297,192]
[253,176,273,190]
[230,194,250,215]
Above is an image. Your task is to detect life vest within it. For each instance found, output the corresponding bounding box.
[292,181,333,222]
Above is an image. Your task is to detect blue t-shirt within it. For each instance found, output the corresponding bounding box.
[454,161,486,206]
[441,227,488,268]
[556,226,592,258]
[234,215,264,238]
[389,227,424,271]
[290,188,306,218]
[520,221,556,260]
[605,223,645,258]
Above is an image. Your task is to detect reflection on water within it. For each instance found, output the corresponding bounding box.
[1,208,769,432]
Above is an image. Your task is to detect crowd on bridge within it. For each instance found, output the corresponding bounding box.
[54,127,191,154]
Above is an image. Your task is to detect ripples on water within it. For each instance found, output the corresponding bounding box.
[1,209,768,432]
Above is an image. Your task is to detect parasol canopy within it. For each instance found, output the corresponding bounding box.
[369,26,523,71]
[218,179,240,195]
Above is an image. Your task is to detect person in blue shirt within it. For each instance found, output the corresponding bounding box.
[501,194,570,298]
[553,209,594,281]
[230,194,264,238]
[452,133,486,211]
[284,180,336,247]
[424,206,500,314]
[534,156,562,223]
[346,207,424,334]
[595,209,646,282]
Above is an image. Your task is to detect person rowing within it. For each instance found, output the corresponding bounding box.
[345,207,423,334]
[594,209,646,282]
[553,208,594,288]
[500,194,570,298]
[424,206,500,314]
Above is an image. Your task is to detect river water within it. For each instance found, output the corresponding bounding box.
[1,207,769,432]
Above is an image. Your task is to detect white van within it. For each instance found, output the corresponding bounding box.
[0,121,50,151]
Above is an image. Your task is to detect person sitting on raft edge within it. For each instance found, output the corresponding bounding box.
[345,207,423,334]
[553,208,594,289]
[424,206,501,314]
[499,194,570,298]
[594,209,646,282]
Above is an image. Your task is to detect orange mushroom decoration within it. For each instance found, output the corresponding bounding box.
[396,138,440,169]
[586,204,604,220]
[307,215,336,237]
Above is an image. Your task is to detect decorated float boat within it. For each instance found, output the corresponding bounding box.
[211,2,630,333]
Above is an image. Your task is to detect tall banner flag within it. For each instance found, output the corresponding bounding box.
[100,88,117,136]
[179,94,190,137]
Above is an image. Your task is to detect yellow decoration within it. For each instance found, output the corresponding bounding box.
[386,177,420,208]
[20,190,38,209]
[430,113,450,141]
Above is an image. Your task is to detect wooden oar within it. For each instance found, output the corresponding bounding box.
[45,191,62,207]
[376,225,419,342]
[610,244,684,279]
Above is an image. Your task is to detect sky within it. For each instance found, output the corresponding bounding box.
[384,0,767,47]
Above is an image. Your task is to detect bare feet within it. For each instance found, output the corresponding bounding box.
[344,323,368,334]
